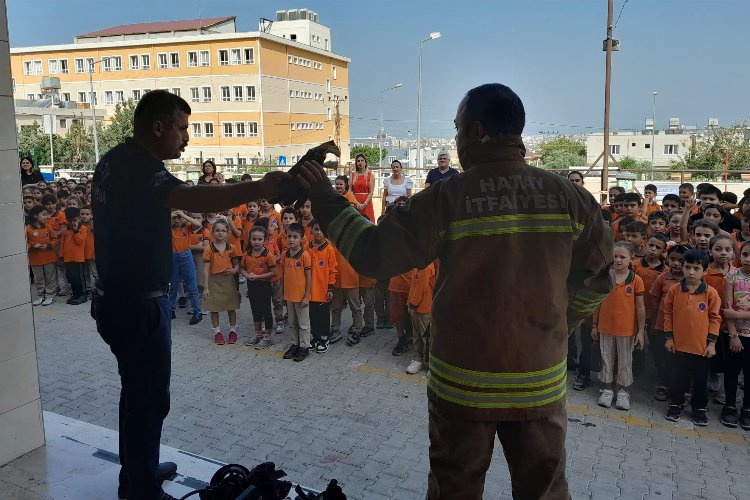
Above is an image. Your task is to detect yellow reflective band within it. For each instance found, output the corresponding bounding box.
[446,214,585,242]
[337,216,373,260]
[428,374,568,409]
[569,289,609,313]
[429,357,567,389]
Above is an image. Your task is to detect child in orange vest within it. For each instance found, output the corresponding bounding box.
[26,205,58,306]
[406,262,436,374]
[60,207,88,305]
[307,220,337,353]
[241,225,277,349]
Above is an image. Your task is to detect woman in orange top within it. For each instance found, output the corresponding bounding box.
[26,205,58,305]
[203,220,242,345]
[351,155,375,222]
[60,207,88,305]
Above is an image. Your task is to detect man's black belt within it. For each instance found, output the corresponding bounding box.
[95,286,169,299]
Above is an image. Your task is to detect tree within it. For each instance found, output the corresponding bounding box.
[350,145,387,166]
[536,136,586,169]
[674,122,750,173]
[98,99,135,154]
[618,156,652,172]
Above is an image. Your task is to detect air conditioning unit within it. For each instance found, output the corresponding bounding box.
[668,118,680,130]
[41,76,61,91]
[708,118,719,128]
[288,9,299,21]
[644,118,654,130]
[276,11,287,21]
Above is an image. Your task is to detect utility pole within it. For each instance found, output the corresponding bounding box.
[601,0,614,204]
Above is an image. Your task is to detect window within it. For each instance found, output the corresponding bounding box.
[201,86,212,102]
[235,122,245,137]
[220,86,231,102]
[327,108,332,120]
[233,86,243,101]
[290,34,297,41]
[129,55,139,70]
[191,123,202,138]
[170,52,180,68]
[190,87,200,102]
[115,90,124,104]
[245,86,256,101]
[171,88,180,97]
[187,51,198,67]
[61,92,70,101]
[140,54,151,69]
[288,55,293,64]
[631,142,636,147]
[86,57,95,72]
[243,48,254,64]
[224,157,234,166]
[222,123,233,138]
[293,57,298,64]
[664,145,679,155]
[48,59,59,74]
[59,59,69,74]
[290,123,296,131]
[104,91,114,105]
[333,66,337,80]
[610,144,620,155]
[230,48,242,65]
[203,122,214,138]
[200,50,210,66]
[238,157,247,166]
[78,91,87,103]
[23,60,42,75]
[193,157,202,164]
[218,49,229,66]
[59,118,67,128]
[157,53,168,69]
[75,58,85,73]
[247,122,258,137]
[142,88,151,95]
[103,56,121,72]
[26,93,35,100]
[645,143,651,149]
[132,89,142,101]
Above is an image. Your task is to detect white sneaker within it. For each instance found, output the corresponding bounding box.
[406,360,424,374]
[275,321,286,333]
[32,297,44,306]
[238,276,246,284]
[598,389,614,408]
[615,389,631,410]
[42,297,54,306]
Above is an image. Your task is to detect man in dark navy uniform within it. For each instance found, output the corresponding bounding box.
[92,90,289,500]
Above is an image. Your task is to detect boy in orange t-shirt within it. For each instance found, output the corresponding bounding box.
[241,225,277,348]
[60,207,88,305]
[241,201,261,252]
[300,200,315,241]
[170,210,204,324]
[26,205,58,306]
[307,221,337,353]
[592,241,645,410]
[664,249,720,425]
[281,223,312,362]
[79,207,97,294]
[406,262,436,374]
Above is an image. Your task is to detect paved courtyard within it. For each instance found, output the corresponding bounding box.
[10,299,750,499]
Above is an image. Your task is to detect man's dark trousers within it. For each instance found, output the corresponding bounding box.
[93,292,171,500]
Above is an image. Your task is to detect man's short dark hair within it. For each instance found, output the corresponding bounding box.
[463,83,525,136]
[683,249,710,270]
[134,90,191,136]
[662,194,681,205]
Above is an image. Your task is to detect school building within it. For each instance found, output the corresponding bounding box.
[9,9,351,169]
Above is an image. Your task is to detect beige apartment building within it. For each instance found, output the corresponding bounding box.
[9,9,350,169]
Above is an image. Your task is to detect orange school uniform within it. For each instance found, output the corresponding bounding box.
[333,246,359,289]
[262,209,282,229]
[26,224,57,265]
[83,223,95,260]
[203,242,242,275]
[611,215,647,241]
[172,224,192,253]
[60,226,88,263]
[190,227,210,247]
[240,248,276,281]
[389,269,417,293]
[632,258,667,320]
[266,240,283,283]
[704,267,731,309]
[408,263,436,314]
[281,248,311,302]
[45,210,67,235]
[650,271,682,331]
[307,240,338,302]
[598,271,645,336]
[663,280,721,355]
[645,202,662,216]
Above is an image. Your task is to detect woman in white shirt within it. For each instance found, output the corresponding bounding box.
[382,160,413,215]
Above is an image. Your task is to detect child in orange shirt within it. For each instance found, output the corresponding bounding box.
[241,201,261,252]
[623,221,647,258]
[592,241,645,410]
[647,211,669,237]
[170,210,204,325]
[331,245,363,345]
[60,207,88,305]
[307,221,338,353]
[190,214,210,298]
[259,198,282,228]
[79,206,97,294]
[281,223,312,362]
[389,269,417,356]
[406,262,436,374]
[300,200,315,241]
[241,226,276,349]
[42,193,70,296]
[26,205,57,306]
[203,220,242,345]
[664,250,720,426]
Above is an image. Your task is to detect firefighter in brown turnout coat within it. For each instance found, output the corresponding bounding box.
[294,84,614,499]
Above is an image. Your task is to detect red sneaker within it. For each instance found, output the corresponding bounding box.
[214,332,225,345]
[228,331,238,344]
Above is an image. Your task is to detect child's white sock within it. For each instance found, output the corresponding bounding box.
[213,326,220,334]
[230,324,237,333]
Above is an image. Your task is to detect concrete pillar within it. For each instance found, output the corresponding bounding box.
[0,0,46,466]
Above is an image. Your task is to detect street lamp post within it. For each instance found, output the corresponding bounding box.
[88,56,116,163]
[416,32,441,178]
[378,83,403,170]
[651,91,657,181]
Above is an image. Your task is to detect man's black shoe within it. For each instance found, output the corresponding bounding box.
[177,296,188,308]
[171,311,177,319]
[118,462,178,499]
[69,295,87,305]
[188,313,203,325]
[572,374,590,391]
[360,326,375,337]
[392,338,408,356]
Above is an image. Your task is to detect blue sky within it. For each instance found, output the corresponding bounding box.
[8,0,750,138]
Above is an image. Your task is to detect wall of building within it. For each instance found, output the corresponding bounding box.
[0,0,46,467]
[586,131,693,167]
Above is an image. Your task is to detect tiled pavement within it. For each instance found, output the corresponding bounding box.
[11,299,750,499]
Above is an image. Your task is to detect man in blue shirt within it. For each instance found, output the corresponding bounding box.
[424,151,460,188]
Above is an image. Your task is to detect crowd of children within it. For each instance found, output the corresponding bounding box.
[568,171,750,430]
[23,173,436,373]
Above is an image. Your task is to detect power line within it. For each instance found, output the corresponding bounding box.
[614,0,630,28]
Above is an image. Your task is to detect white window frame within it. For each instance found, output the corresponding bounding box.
[191,123,202,138]
[75,58,85,73]
[235,122,245,138]
[190,87,200,103]
[157,53,168,69]
[230,48,242,65]
[129,55,139,70]
[222,122,233,138]
[664,145,679,155]
[114,90,124,104]
[171,88,180,97]
[132,89,142,101]
[218,49,229,66]
[238,157,247,166]
[288,55,293,64]
[247,122,258,137]
[104,91,114,105]
[233,86,243,101]
[140,54,151,69]
[224,157,235,166]
[203,122,214,138]
[26,93,35,100]
[61,92,70,101]
[245,85,256,101]
[169,52,180,68]
[48,59,59,74]
[187,51,198,67]
[59,59,69,74]
[199,50,210,66]
[291,123,296,131]
[77,91,87,103]
[326,79,331,93]
[333,66,337,80]
[201,86,212,103]
[220,86,231,102]
[243,47,255,64]
[85,58,94,73]
[610,144,620,155]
